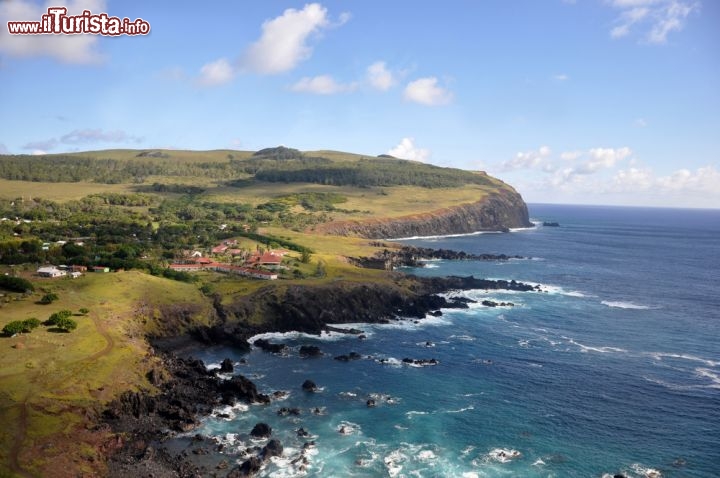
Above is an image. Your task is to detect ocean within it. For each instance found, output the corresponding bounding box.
[186,204,720,477]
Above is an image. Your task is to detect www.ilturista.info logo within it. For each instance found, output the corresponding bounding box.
[7,7,150,36]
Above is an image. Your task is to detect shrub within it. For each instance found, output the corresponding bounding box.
[2,320,25,336]
[54,317,77,332]
[46,309,73,326]
[78,308,90,315]
[22,318,41,331]
[0,276,34,293]
[39,292,59,304]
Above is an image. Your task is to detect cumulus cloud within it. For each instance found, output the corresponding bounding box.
[289,75,357,94]
[367,61,396,91]
[239,3,335,75]
[612,165,720,198]
[500,146,552,172]
[387,137,430,162]
[22,128,143,151]
[607,0,699,44]
[197,58,235,86]
[403,77,453,106]
[0,0,106,64]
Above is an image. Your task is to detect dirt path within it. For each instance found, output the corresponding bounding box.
[5,313,116,476]
[8,399,32,478]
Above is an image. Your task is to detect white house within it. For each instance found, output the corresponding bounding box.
[37,266,65,278]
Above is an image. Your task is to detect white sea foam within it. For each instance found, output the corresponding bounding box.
[695,368,720,389]
[445,405,474,414]
[477,448,522,464]
[566,337,628,354]
[532,458,546,466]
[336,420,361,435]
[387,230,504,241]
[249,329,351,344]
[631,463,663,477]
[648,352,720,368]
[601,300,653,310]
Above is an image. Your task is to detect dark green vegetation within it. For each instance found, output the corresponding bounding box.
[0,274,34,293]
[0,147,494,189]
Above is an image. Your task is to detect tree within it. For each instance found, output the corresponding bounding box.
[78,308,89,315]
[2,321,25,336]
[22,318,41,331]
[39,292,59,304]
[300,250,311,264]
[46,309,73,326]
[54,317,77,332]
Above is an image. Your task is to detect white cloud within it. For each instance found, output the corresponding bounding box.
[578,147,632,173]
[560,150,583,161]
[60,129,143,144]
[197,58,235,86]
[387,137,430,162]
[403,77,453,106]
[500,146,552,171]
[0,0,106,64]
[612,165,720,196]
[553,73,570,81]
[22,129,143,151]
[31,150,48,155]
[239,3,333,75]
[289,75,357,95]
[367,61,396,91]
[23,138,59,151]
[0,143,9,154]
[607,0,699,44]
[633,118,648,127]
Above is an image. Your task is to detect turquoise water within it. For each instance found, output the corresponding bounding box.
[189,204,720,477]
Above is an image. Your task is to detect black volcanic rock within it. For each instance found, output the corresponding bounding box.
[261,439,283,459]
[219,358,234,373]
[228,456,262,477]
[250,422,272,439]
[253,338,288,354]
[299,345,322,357]
[220,375,270,405]
[302,380,318,392]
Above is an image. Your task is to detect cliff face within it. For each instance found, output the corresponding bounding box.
[317,188,532,238]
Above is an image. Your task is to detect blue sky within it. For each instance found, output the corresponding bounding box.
[1,0,718,208]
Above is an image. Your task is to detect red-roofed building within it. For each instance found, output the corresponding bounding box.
[211,245,228,254]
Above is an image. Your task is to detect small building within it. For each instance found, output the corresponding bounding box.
[37,266,65,278]
[70,271,83,279]
[71,265,88,272]
[211,244,228,254]
[92,266,110,273]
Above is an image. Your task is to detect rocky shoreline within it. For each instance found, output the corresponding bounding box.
[103,275,541,477]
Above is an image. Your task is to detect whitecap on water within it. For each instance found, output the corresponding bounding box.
[601,300,653,310]
[477,448,522,464]
[695,367,720,389]
[631,463,663,477]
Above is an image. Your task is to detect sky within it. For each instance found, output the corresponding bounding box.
[0,0,718,208]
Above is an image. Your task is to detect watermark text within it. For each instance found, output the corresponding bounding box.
[7,7,150,36]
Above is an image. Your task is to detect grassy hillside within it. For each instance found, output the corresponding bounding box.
[0,271,213,477]
[0,147,528,476]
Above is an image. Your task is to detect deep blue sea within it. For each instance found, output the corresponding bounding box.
[188,204,720,477]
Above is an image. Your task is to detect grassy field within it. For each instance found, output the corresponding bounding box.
[0,271,213,477]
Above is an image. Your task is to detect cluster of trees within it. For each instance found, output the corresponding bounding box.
[2,308,81,336]
[0,275,34,293]
[2,317,41,335]
[252,158,496,189]
[0,154,240,183]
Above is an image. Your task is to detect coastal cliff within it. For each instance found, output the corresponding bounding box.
[316,189,532,238]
